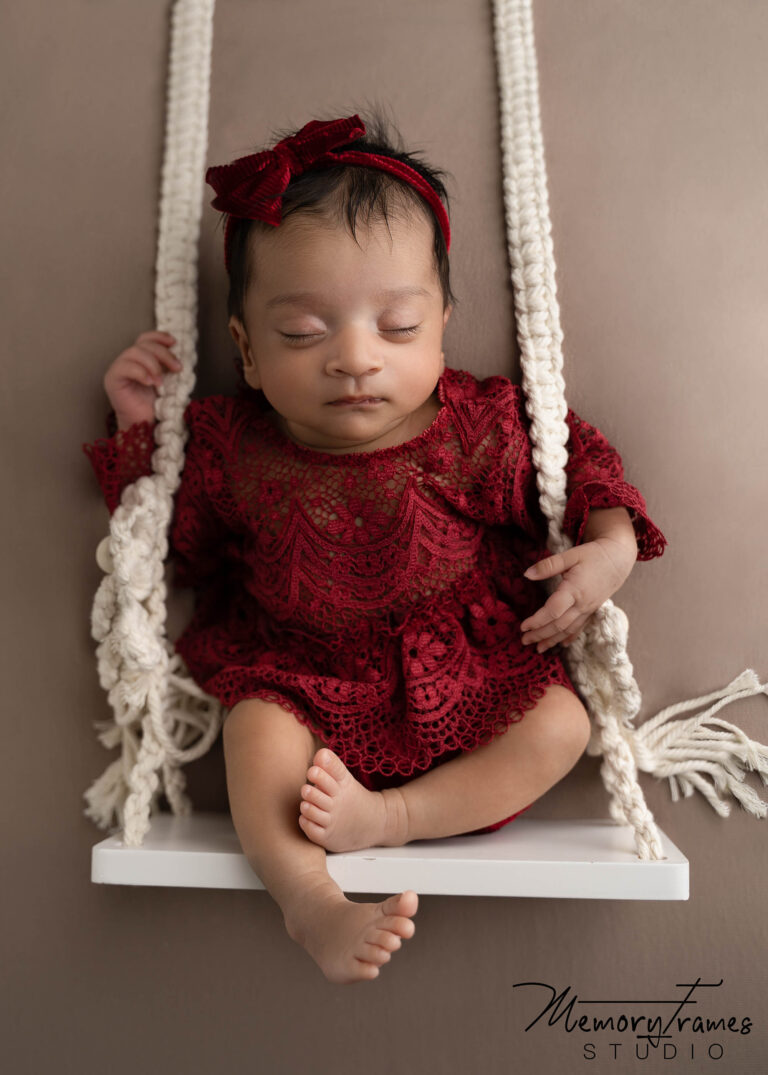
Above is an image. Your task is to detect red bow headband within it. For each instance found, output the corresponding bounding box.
[205,114,451,272]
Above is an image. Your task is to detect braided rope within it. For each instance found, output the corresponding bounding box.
[491,0,664,859]
[84,0,221,847]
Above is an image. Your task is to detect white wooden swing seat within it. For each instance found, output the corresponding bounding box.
[92,813,689,899]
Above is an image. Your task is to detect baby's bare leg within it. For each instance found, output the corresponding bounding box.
[392,685,591,841]
[222,698,418,985]
[299,685,591,850]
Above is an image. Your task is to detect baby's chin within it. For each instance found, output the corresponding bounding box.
[279,407,426,454]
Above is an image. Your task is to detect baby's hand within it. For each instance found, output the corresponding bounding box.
[103,330,183,431]
[519,538,637,653]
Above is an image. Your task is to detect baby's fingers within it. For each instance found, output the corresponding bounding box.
[135,339,183,372]
[535,612,592,652]
[523,547,582,581]
[119,344,181,386]
[519,586,577,635]
[522,609,582,646]
[114,356,165,388]
[137,330,176,347]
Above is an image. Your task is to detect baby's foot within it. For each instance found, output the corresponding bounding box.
[285,877,418,984]
[298,748,407,852]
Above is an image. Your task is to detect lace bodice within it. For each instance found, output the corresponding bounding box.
[82,365,667,783]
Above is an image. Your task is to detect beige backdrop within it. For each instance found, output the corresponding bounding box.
[3,1,767,1072]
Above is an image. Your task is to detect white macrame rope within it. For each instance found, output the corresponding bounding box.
[84,0,220,847]
[84,0,767,856]
[491,0,768,858]
[491,0,663,859]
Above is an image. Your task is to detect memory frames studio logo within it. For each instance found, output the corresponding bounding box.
[513,977,754,1063]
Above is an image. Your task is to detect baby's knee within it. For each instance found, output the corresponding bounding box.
[537,686,592,763]
[223,696,327,762]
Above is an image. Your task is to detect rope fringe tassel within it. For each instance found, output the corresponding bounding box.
[633,670,768,818]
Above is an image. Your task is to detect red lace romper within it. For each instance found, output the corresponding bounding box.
[82,366,667,835]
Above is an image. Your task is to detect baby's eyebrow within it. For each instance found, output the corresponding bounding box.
[265,286,431,309]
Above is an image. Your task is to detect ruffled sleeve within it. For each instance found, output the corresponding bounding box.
[81,412,156,515]
[558,408,667,560]
[82,401,231,590]
[490,385,667,560]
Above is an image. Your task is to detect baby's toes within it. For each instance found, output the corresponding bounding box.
[382,890,419,925]
[378,901,417,939]
[301,783,333,810]
[371,928,402,953]
[358,942,393,967]
[385,916,416,941]
[354,961,381,981]
[311,748,350,788]
[297,814,327,843]
[306,758,341,796]
[299,799,329,826]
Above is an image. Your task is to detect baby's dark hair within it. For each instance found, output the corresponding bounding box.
[223,106,458,325]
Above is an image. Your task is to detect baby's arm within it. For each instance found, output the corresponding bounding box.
[82,331,183,513]
[518,407,666,653]
[582,503,637,545]
[83,341,229,591]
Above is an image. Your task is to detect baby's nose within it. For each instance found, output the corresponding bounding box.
[327,325,383,376]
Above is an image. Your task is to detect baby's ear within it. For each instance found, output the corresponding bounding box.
[228,315,246,353]
[229,316,256,371]
[228,316,260,388]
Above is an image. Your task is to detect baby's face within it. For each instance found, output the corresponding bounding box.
[229,208,452,453]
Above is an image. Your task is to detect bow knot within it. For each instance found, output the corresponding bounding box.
[206,115,365,227]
